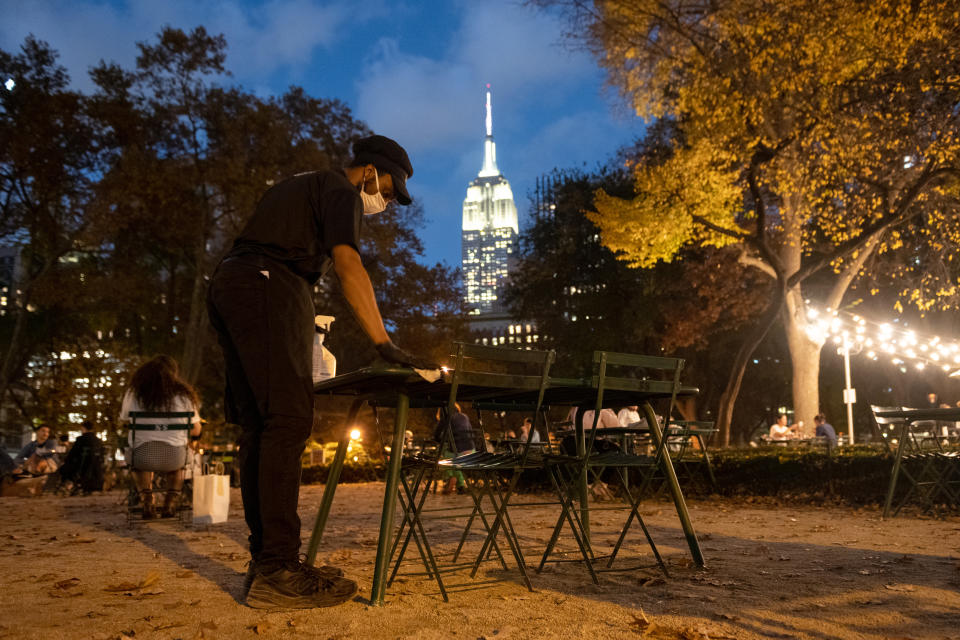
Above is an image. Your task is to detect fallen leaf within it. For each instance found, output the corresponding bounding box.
[175,570,194,579]
[714,612,740,621]
[153,623,184,631]
[637,577,666,587]
[629,608,655,635]
[884,583,917,592]
[859,570,871,575]
[54,577,81,590]
[249,621,271,635]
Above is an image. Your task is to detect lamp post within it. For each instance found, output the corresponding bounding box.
[839,336,860,445]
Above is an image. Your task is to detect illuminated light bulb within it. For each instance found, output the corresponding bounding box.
[856,325,866,334]
[807,308,818,319]
[350,429,361,440]
[943,364,951,372]
[916,362,925,370]
[932,352,940,361]
[906,349,916,358]
[832,336,841,344]
[865,338,874,347]
[867,351,875,359]
[880,323,892,335]
[858,318,866,326]
[920,344,928,351]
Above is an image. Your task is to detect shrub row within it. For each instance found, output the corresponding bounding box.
[299,445,955,506]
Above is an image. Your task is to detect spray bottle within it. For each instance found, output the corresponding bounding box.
[312,315,337,383]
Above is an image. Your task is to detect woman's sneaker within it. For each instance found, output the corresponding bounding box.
[242,558,344,600]
[246,561,357,609]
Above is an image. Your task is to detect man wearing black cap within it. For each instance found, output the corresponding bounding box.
[208,134,436,609]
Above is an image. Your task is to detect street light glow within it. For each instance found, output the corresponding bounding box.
[349,428,361,440]
[4,78,14,91]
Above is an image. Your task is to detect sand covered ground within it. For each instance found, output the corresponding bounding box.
[1,483,958,640]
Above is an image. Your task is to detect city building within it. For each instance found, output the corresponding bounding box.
[461,88,538,347]
[461,87,519,317]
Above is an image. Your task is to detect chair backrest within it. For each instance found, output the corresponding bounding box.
[445,342,555,459]
[869,405,901,453]
[584,351,685,460]
[128,411,195,449]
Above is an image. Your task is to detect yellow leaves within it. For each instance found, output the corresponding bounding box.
[589,141,743,268]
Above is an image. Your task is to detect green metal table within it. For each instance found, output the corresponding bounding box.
[305,367,705,605]
[875,407,960,518]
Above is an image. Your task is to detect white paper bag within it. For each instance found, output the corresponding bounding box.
[193,467,230,524]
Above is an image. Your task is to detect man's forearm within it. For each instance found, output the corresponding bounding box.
[333,248,390,345]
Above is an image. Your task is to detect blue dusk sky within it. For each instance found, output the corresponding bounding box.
[2,0,646,268]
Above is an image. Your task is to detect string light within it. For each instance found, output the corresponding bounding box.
[805,303,960,376]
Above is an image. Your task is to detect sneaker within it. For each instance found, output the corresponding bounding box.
[241,558,345,600]
[245,562,355,609]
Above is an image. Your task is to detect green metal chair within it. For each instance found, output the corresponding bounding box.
[386,342,556,594]
[539,351,685,583]
[871,405,959,515]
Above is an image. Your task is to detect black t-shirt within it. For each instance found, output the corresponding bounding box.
[227,170,362,284]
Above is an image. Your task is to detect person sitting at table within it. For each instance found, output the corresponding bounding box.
[59,420,105,495]
[120,355,202,519]
[768,414,799,440]
[570,407,620,430]
[12,425,60,476]
[813,413,838,449]
[518,417,540,443]
[432,403,474,495]
[617,405,647,428]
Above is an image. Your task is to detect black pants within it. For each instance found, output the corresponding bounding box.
[207,254,314,566]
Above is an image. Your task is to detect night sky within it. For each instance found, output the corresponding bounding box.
[2,0,647,268]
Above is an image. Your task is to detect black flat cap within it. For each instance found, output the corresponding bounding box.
[352,135,414,205]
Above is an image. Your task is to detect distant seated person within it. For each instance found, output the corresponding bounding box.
[432,403,474,494]
[567,406,620,430]
[768,414,800,440]
[59,420,105,494]
[813,413,838,448]
[122,355,202,519]
[13,425,60,475]
[617,405,648,428]
[518,417,540,443]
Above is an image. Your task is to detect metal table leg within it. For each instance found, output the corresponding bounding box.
[883,421,910,519]
[306,399,364,565]
[641,402,704,567]
[371,391,409,606]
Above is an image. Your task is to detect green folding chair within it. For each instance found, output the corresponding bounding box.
[386,343,555,594]
[540,351,684,582]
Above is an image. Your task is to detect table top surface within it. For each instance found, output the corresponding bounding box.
[313,366,699,408]
[873,407,960,421]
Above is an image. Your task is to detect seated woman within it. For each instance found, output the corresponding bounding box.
[121,355,202,519]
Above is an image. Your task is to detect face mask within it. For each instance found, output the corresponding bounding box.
[359,170,387,215]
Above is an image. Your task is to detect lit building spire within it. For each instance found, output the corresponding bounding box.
[479,86,499,178]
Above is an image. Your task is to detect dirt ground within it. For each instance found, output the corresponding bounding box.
[1,483,958,640]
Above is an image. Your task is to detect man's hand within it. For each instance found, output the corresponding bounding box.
[376,341,439,370]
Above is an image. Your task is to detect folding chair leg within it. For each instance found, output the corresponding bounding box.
[388,468,434,583]
[453,474,508,570]
[607,467,669,577]
[538,463,599,584]
[398,473,449,601]
[471,471,533,591]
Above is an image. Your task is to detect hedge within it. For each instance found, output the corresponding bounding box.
[299,445,958,507]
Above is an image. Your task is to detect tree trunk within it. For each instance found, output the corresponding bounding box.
[782,288,824,435]
[179,238,210,385]
[715,290,785,445]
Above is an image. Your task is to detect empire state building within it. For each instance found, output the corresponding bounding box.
[461,88,519,316]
